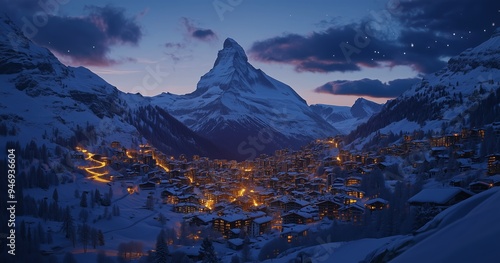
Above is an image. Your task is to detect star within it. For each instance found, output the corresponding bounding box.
[410,43,414,47]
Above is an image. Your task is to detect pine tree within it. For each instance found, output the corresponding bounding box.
[79,208,89,223]
[112,204,120,216]
[155,229,169,263]
[47,229,53,244]
[98,230,105,246]
[79,223,91,253]
[91,227,98,249]
[97,250,113,263]
[200,237,218,263]
[230,254,240,263]
[63,252,78,263]
[80,192,88,207]
[146,195,154,210]
[53,188,59,203]
[62,206,74,239]
[94,189,101,205]
[241,236,251,262]
[90,190,95,209]
[37,222,45,244]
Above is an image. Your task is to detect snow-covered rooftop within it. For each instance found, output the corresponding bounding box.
[408,187,472,205]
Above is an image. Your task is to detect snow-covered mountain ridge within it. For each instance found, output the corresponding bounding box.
[0,14,226,158]
[310,98,383,134]
[347,28,500,149]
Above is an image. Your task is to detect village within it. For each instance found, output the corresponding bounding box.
[71,123,500,257]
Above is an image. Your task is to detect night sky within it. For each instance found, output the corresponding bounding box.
[2,0,498,106]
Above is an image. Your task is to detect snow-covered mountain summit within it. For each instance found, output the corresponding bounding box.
[153,38,339,159]
[350,98,383,119]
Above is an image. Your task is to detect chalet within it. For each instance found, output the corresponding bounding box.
[469,181,493,194]
[316,199,342,219]
[408,187,473,209]
[174,202,204,213]
[345,176,362,187]
[175,245,202,262]
[229,228,241,239]
[345,188,365,199]
[258,191,275,203]
[176,194,199,204]
[110,141,121,148]
[213,214,246,238]
[232,196,254,210]
[227,238,245,250]
[457,158,472,172]
[71,152,85,160]
[250,216,273,237]
[192,214,217,226]
[487,154,500,175]
[280,224,309,243]
[284,199,309,212]
[269,196,290,210]
[138,182,156,190]
[281,211,313,225]
[365,198,389,211]
[335,193,360,205]
[339,203,365,224]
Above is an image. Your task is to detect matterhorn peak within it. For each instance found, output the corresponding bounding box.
[213,38,248,68]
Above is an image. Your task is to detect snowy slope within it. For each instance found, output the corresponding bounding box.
[152,38,339,159]
[348,28,500,148]
[362,188,500,263]
[290,188,500,263]
[310,98,383,134]
[0,15,225,157]
[262,236,399,263]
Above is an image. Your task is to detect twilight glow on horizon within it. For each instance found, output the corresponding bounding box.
[2,0,498,106]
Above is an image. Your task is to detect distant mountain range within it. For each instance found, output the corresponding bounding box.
[310,98,383,134]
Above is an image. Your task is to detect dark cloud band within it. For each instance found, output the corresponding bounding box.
[249,0,498,74]
[4,2,142,66]
[315,78,421,98]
